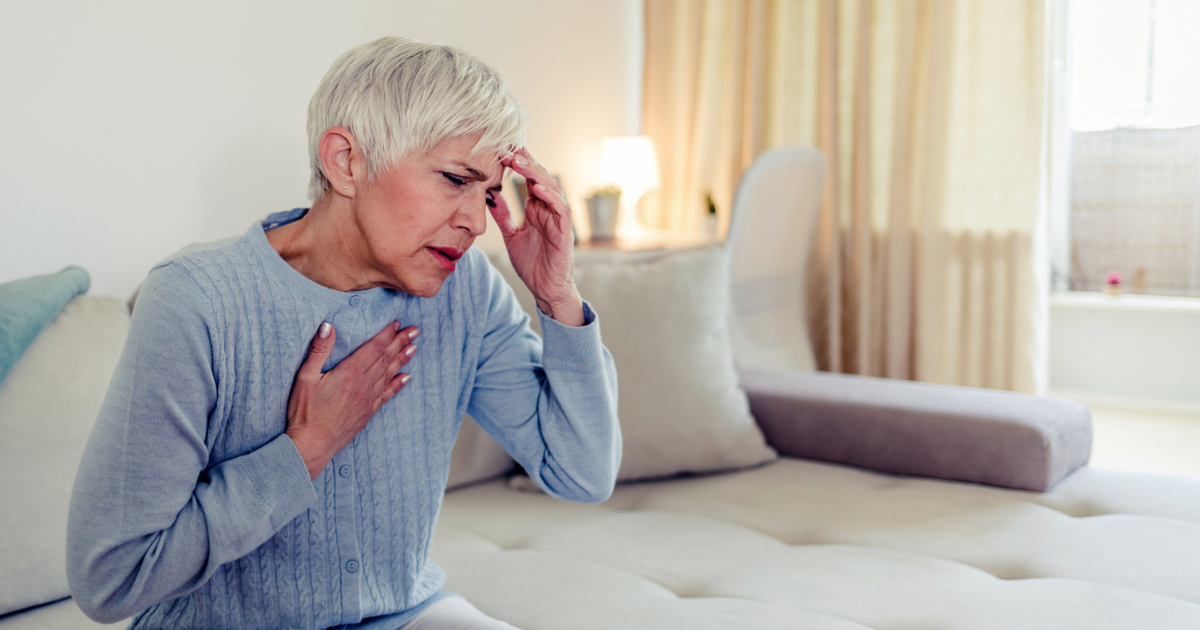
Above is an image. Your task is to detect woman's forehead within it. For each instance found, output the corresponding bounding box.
[425,135,505,182]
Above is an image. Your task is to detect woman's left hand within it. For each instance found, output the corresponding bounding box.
[492,147,585,326]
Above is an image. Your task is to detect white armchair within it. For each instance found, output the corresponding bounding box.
[724,146,1090,491]
[727,146,825,373]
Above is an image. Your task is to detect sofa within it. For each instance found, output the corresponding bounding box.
[3,147,1200,629]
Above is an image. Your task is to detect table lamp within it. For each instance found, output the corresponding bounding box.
[596,136,661,240]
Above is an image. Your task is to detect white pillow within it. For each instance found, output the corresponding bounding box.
[0,296,130,616]
[488,245,777,482]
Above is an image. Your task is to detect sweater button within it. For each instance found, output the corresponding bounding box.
[349,295,362,307]
[338,465,352,478]
[345,559,359,573]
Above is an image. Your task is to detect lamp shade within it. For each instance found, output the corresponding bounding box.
[596,136,661,194]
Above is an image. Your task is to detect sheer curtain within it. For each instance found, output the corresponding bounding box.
[1070,126,1200,298]
[644,0,1049,393]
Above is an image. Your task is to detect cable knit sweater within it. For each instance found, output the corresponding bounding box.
[66,208,621,630]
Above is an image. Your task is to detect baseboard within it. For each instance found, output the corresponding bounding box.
[1050,389,1200,417]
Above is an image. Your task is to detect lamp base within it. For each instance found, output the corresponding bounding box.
[615,190,646,241]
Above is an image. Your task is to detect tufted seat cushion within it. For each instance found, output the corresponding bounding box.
[7,457,1199,628]
[432,458,1200,629]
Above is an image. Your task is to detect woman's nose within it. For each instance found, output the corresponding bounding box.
[454,196,487,236]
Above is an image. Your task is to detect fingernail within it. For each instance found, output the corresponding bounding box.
[404,345,416,357]
[536,184,547,191]
[318,322,332,339]
[393,320,402,332]
[408,328,421,340]
[400,374,412,385]
[516,158,527,165]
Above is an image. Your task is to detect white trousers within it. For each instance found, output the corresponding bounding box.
[398,596,522,630]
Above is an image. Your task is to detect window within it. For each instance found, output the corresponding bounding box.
[1063,0,1200,297]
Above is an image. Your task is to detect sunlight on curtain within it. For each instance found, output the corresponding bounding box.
[644,0,1048,393]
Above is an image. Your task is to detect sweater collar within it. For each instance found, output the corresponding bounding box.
[246,208,399,307]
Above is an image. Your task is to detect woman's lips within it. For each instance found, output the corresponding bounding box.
[427,247,463,272]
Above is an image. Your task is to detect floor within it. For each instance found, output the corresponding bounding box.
[1085,404,1200,478]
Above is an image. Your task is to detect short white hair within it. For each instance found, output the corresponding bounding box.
[306,36,528,201]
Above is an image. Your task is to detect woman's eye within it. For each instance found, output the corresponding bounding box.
[442,172,467,186]
[485,193,496,209]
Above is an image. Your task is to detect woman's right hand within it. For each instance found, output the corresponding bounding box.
[285,320,420,479]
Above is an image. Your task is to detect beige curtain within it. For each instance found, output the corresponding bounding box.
[644,0,1048,393]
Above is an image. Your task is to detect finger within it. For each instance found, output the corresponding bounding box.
[372,327,418,396]
[378,372,412,406]
[529,183,569,214]
[525,185,571,226]
[504,146,532,165]
[351,321,402,372]
[506,152,561,195]
[371,322,415,374]
[488,189,520,237]
[517,148,556,186]
[385,342,416,378]
[508,161,556,195]
[299,322,336,379]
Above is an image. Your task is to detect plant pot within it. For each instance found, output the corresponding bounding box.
[586,193,621,241]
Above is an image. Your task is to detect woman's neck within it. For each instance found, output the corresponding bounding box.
[265,198,383,292]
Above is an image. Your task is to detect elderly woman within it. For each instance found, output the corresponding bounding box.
[66,37,619,630]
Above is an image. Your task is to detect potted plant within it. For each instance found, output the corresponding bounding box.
[586,186,621,241]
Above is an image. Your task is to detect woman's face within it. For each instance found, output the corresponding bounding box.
[354,132,505,297]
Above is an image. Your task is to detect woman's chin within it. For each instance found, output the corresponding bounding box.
[398,274,449,298]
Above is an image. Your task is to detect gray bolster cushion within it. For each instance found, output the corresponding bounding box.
[739,368,1093,492]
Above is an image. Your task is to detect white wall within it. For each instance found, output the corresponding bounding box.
[1050,293,1200,412]
[0,0,643,299]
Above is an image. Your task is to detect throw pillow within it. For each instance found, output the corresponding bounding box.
[488,245,777,482]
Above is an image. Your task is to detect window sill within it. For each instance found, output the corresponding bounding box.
[1051,291,1200,314]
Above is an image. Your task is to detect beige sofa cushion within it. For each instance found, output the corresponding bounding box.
[445,415,514,490]
[0,599,123,629]
[431,459,1200,629]
[7,454,1200,629]
[10,459,1200,629]
[488,246,777,482]
[0,297,129,617]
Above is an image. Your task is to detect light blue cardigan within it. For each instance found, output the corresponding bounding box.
[66,208,620,630]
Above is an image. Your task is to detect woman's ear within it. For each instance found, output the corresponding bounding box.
[319,126,361,198]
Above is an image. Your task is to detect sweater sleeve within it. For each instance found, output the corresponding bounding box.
[66,263,317,624]
[465,260,621,503]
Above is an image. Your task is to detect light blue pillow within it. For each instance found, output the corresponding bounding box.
[0,266,90,386]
